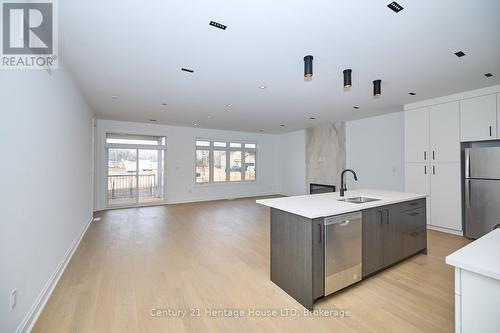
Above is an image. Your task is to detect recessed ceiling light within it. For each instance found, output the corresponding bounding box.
[181,68,194,73]
[485,73,493,78]
[193,122,199,126]
[207,115,212,119]
[454,51,466,57]
[161,103,167,106]
[209,21,227,30]
[149,119,157,122]
[387,1,404,13]
[353,106,360,109]
[259,129,264,132]
[259,85,267,89]
[409,92,416,95]
[309,117,316,120]
[226,104,232,107]
[280,124,285,127]
[111,95,118,100]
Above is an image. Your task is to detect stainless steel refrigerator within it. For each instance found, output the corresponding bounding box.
[464,147,500,239]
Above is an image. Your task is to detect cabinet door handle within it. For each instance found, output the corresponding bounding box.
[432,165,436,175]
[384,209,390,224]
[319,225,322,243]
[424,151,427,161]
[408,212,420,216]
[432,150,435,160]
[379,210,383,226]
[409,201,419,206]
[490,126,493,137]
[424,165,427,175]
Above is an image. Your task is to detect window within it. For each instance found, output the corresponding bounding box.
[195,139,257,183]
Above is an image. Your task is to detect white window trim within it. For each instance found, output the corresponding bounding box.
[195,138,258,185]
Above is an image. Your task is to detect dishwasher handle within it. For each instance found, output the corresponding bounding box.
[324,212,362,226]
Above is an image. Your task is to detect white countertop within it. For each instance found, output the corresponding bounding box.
[256,189,427,219]
[446,229,500,281]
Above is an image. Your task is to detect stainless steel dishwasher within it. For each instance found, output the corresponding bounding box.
[324,212,362,295]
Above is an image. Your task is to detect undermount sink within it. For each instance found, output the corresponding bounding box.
[337,196,381,204]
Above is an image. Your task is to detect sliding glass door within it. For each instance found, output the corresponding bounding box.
[106,134,166,207]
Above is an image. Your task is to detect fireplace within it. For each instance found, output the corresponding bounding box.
[309,183,336,194]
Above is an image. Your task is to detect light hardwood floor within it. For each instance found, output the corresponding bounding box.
[34,197,470,333]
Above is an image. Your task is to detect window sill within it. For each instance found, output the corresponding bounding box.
[195,180,258,186]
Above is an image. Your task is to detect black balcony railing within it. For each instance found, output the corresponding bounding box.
[107,174,158,200]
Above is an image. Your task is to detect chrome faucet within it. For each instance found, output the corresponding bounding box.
[340,169,358,197]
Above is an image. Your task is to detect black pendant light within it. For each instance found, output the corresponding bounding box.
[304,55,313,78]
[373,79,382,96]
[343,69,352,88]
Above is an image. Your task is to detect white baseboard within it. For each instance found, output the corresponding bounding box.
[427,224,464,236]
[16,214,94,333]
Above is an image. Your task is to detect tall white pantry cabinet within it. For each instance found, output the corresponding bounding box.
[404,92,500,234]
[404,101,461,232]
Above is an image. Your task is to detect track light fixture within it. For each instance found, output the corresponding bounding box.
[343,69,352,89]
[373,79,382,96]
[304,55,313,79]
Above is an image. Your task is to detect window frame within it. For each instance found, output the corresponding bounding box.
[195,138,258,184]
[104,132,167,207]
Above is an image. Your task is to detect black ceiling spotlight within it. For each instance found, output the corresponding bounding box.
[304,55,313,79]
[343,69,352,89]
[409,92,416,95]
[181,68,194,73]
[373,80,382,97]
[485,73,493,78]
[454,51,466,58]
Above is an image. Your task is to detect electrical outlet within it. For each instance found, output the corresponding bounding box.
[10,289,17,311]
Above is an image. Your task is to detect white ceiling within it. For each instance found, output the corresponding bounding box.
[60,0,500,133]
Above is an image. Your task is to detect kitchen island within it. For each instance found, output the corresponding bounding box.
[257,189,428,310]
[446,229,500,333]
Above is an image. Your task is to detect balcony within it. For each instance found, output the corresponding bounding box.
[107,174,162,206]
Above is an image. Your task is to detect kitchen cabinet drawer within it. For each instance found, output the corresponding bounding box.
[400,199,426,212]
[402,227,426,258]
[400,208,426,233]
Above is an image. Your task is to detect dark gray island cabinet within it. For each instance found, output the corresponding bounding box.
[269,198,427,310]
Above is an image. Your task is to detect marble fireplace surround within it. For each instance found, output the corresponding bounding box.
[305,122,346,191]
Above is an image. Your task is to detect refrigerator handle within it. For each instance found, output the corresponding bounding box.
[465,179,471,208]
[465,149,470,178]
[465,179,471,209]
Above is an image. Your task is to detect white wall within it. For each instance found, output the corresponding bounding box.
[95,120,282,209]
[0,64,95,332]
[346,112,405,191]
[278,130,307,196]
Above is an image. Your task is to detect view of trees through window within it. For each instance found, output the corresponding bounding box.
[195,140,257,184]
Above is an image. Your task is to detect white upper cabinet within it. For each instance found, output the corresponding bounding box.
[429,101,460,163]
[460,94,497,142]
[404,108,429,163]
